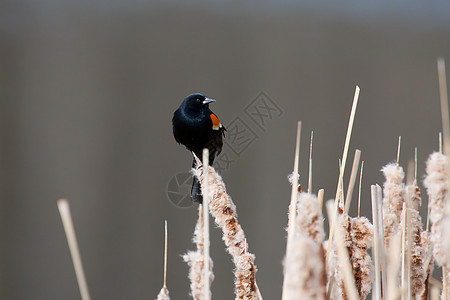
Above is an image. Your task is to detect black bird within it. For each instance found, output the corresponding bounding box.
[172,93,226,203]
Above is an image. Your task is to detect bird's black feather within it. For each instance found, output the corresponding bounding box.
[172,93,225,203]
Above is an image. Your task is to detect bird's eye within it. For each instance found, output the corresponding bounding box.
[197,98,201,102]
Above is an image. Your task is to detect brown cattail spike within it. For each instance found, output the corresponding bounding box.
[194,165,257,299]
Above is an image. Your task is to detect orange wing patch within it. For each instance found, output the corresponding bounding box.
[210,113,222,130]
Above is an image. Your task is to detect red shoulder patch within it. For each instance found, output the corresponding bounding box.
[210,114,221,130]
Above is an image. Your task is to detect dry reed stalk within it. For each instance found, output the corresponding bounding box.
[442,189,450,300]
[326,86,360,265]
[326,198,355,300]
[318,189,325,212]
[156,221,170,300]
[443,201,450,264]
[357,162,364,218]
[202,149,211,300]
[442,267,449,300]
[443,203,450,300]
[329,212,374,300]
[286,121,302,242]
[370,184,384,300]
[423,152,449,268]
[283,121,302,300]
[430,276,443,289]
[336,213,352,300]
[57,199,91,300]
[326,201,359,300]
[386,233,401,300]
[400,201,412,300]
[431,285,441,300]
[344,149,362,214]
[308,131,314,194]
[194,165,257,299]
[404,182,426,298]
[255,281,264,300]
[437,57,450,300]
[382,163,406,246]
[438,58,450,156]
[183,205,214,300]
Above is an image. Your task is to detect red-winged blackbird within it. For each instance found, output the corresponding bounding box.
[172,93,226,203]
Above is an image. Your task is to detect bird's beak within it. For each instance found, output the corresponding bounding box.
[203,98,216,105]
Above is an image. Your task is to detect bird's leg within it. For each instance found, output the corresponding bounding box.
[192,151,202,169]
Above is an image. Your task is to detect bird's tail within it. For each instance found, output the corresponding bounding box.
[191,176,203,203]
[191,158,203,203]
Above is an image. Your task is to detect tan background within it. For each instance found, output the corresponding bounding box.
[1,1,450,299]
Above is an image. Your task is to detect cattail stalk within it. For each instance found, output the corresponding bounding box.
[326,201,359,300]
[336,212,353,300]
[156,221,170,300]
[344,149,362,214]
[443,267,449,300]
[382,163,406,246]
[183,205,214,300]
[401,202,411,300]
[326,86,360,264]
[308,131,314,194]
[202,149,211,300]
[57,199,91,300]
[194,165,257,299]
[431,285,440,300]
[419,230,434,300]
[404,183,426,297]
[386,233,401,300]
[283,121,301,300]
[349,216,374,299]
[424,152,449,267]
[284,192,326,300]
[296,193,325,243]
[443,202,450,300]
[156,287,170,300]
[371,185,384,300]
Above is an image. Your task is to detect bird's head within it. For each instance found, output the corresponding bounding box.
[182,93,216,113]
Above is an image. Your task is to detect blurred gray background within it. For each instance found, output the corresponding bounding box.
[1,1,450,299]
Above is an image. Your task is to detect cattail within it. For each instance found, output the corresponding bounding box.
[329,200,374,300]
[382,163,406,246]
[386,233,402,300]
[284,192,326,300]
[443,205,450,300]
[330,213,353,300]
[443,267,450,300]
[155,220,171,300]
[284,235,325,300]
[194,165,257,299]
[423,152,449,267]
[297,193,327,299]
[183,206,214,299]
[349,217,374,299]
[419,230,434,300]
[403,183,426,297]
[156,287,170,300]
[325,199,360,300]
[442,202,450,300]
[325,238,339,299]
[296,193,325,243]
[443,204,450,266]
